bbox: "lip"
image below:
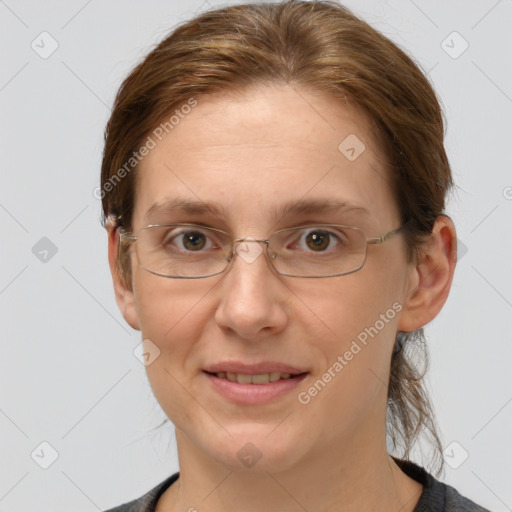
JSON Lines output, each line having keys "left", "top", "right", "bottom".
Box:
{"left": 203, "top": 361, "right": 308, "bottom": 375}
{"left": 203, "top": 370, "right": 309, "bottom": 405}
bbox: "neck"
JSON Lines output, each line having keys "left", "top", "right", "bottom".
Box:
{"left": 157, "top": 428, "right": 423, "bottom": 512}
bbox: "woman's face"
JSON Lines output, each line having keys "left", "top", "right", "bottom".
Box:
{"left": 120, "top": 84, "right": 417, "bottom": 472}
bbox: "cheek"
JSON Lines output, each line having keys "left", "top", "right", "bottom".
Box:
{"left": 297, "top": 272, "right": 399, "bottom": 394}
{"left": 296, "top": 271, "right": 397, "bottom": 346}
{"left": 133, "top": 255, "right": 199, "bottom": 321}
{"left": 131, "top": 270, "right": 215, "bottom": 360}
{"left": 294, "top": 278, "right": 398, "bottom": 435}
{"left": 131, "top": 274, "right": 216, "bottom": 423}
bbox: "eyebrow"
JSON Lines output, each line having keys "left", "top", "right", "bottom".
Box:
{"left": 144, "top": 196, "right": 370, "bottom": 222}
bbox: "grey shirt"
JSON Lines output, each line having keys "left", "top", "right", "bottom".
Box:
{"left": 104, "top": 458, "right": 491, "bottom": 511}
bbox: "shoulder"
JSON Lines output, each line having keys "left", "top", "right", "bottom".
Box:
{"left": 393, "top": 457, "right": 492, "bottom": 512}
{"left": 442, "top": 482, "right": 492, "bottom": 512}
{"left": 103, "top": 472, "right": 179, "bottom": 512}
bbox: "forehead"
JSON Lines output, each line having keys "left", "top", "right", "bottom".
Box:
{"left": 133, "top": 84, "right": 398, "bottom": 232}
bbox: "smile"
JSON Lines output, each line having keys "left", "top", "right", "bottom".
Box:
{"left": 212, "top": 371, "right": 298, "bottom": 384}
{"left": 203, "top": 370, "right": 309, "bottom": 405}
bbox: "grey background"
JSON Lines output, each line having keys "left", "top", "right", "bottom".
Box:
{"left": 1, "top": 0, "right": 511, "bottom": 510}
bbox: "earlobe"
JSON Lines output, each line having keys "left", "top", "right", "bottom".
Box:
{"left": 106, "top": 220, "right": 141, "bottom": 331}
{"left": 397, "top": 215, "right": 457, "bottom": 332}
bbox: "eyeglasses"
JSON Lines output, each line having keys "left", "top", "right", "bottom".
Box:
{"left": 119, "top": 221, "right": 409, "bottom": 279}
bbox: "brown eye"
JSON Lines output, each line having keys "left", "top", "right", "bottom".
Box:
{"left": 305, "top": 231, "right": 331, "bottom": 251}
{"left": 180, "top": 231, "right": 207, "bottom": 251}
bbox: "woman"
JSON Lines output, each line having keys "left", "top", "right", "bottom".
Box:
{"left": 100, "top": 1, "right": 491, "bottom": 510}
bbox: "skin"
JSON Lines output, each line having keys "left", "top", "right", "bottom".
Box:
{"left": 107, "top": 83, "right": 457, "bottom": 512}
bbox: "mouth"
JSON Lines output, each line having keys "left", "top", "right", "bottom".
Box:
{"left": 202, "top": 365, "right": 309, "bottom": 405}
{"left": 204, "top": 370, "right": 308, "bottom": 385}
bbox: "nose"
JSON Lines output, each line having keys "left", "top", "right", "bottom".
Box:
{"left": 213, "top": 238, "right": 288, "bottom": 340}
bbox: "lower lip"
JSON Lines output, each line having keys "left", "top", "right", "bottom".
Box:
{"left": 203, "top": 371, "right": 308, "bottom": 405}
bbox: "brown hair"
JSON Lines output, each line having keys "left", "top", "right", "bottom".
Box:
{"left": 100, "top": 0, "right": 453, "bottom": 477}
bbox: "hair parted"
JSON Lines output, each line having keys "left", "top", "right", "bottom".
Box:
{"left": 100, "top": 0, "right": 453, "bottom": 477}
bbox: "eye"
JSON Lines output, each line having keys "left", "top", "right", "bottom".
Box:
{"left": 164, "top": 228, "right": 216, "bottom": 252}
{"left": 294, "top": 228, "right": 348, "bottom": 253}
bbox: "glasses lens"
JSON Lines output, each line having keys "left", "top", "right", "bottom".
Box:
{"left": 136, "top": 225, "right": 230, "bottom": 277}
{"left": 270, "top": 225, "right": 367, "bottom": 277}
{"left": 134, "top": 224, "right": 367, "bottom": 278}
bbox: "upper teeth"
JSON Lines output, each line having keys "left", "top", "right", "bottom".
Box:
{"left": 216, "top": 372, "right": 292, "bottom": 384}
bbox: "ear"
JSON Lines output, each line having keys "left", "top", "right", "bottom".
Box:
{"left": 397, "top": 215, "right": 457, "bottom": 332}
{"left": 106, "top": 219, "right": 141, "bottom": 331}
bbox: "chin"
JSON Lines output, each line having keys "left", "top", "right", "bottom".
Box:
{"left": 202, "top": 427, "right": 308, "bottom": 474}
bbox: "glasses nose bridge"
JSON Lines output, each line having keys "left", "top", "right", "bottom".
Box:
{"left": 230, "top": 237, "right": 270, "bottom": 254}
{"left": 227, "top": 237, "right": 276, "bottom": 267}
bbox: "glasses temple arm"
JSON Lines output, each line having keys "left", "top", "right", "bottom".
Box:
{"left": 366, "top": 222, "right": 409, "bottom": 245}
